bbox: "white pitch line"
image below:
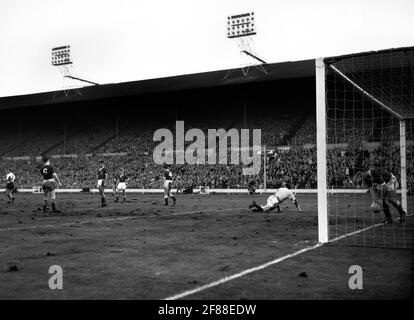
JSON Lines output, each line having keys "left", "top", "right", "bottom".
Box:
{"left": 164, "top": 243, "right": 323, "bottom": 300}
{"left": 164, "top": 216, "right": 410, "bottom": 300}
{"left": 0, "top": 207, "right": 245, "bottom": 232}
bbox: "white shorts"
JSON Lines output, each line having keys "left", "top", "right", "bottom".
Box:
{"left": 262, "top": 195, "right": 279, "bottom": 212}
{"left": 97, "top": 179, "right": 105, "bottom": 188}
{"left": 164, "top": 180, "right": 173, "bottom": 197}
{"left": 164, "top": 180, "right": 172, "bottom": 190}
{"left": 117, "top": 182, "right": 127, "bottom": 191}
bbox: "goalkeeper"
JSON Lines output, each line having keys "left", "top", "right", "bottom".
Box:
{"left": 249, "top": 183, "right": 302, "bottom": 213}
{"left": 362, "top": 164, "right": 407, "bottom": 224}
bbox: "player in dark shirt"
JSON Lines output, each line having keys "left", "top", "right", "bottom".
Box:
{"left": 97, "top": 160, "right": 108, "bottom": 207}
{"left": 175, "top": 175, "right": 183, "bottom": 194}
{"left": 163, "top": 165, "right": 176, "bottom": 206}
{"left": 40, "top": 157, "right": 61, "bottom": 213}
{"left": 115, "top": 168, "right": 129, "bottom": 203}
{"left": 112, "top": 176, "right": 117, "bottom": 197}
{"left": 363, "top": 165, "right": 406, "bottom": 223}
{"left": 248, "top": 179, "right": 257, "bottom": 195}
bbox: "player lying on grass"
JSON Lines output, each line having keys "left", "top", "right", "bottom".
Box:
{"left": 41, "top": 157, "right": 61, "bottom": 213}
{"left": 249, "top": 184, "right": 302, "bottom": 213}
{"left": 362, "top": 164, "right": 407, "bottom": 224}
{"left": 4, "top": 169, "right": 17, "bottom": 204}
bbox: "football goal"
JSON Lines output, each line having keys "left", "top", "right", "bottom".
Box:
{"left": 316, "top": 47, "right": 414, "bottom": 248}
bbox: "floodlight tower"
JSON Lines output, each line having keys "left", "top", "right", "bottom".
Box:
{"left": 225, "top": 12, "right": 268, "bottom": 79}
{"left": 51, "top": 45, "right": 99, "bottom": 97}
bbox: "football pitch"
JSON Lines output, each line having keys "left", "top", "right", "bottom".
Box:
{"left": 0, "top": 193, "right": 412, "bottom": 299}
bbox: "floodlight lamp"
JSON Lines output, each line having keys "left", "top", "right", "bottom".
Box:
{"left": 226, "top": 12, "right": 256, "bottom": 39}
{"left": 51, "top": 45, "right": 72, "bottom": 66}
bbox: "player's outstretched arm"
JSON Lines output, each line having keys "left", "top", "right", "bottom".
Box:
{"left": 53, "top": 173, "right": 61, "bottom": 188}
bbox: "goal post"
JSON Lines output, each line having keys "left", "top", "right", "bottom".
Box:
{"left": 400, "top": 119, "right": 407, "bottom": 212}
{"left": 316, "top": 58, "right": 329, "bottom": 243}
{"left": 316, "top": 47, "right": 414, "bottom": 248}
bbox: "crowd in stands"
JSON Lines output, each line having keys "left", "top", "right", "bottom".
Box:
{"left": 289, "top": 117, "right": 316, "bottom": 146}
{"left": 1, "top": 112, "right": 413, "bottom": 192}
{"left": 1, "top": 144, "right": 413, "bottom": 193}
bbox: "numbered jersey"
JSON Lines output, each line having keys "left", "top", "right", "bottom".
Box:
{"left": 41, "top": 165, "right": 54, "bottom": 180}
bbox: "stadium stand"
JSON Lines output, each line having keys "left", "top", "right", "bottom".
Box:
{"left": 1, "top": 112, "right": 412, "bottom": 191}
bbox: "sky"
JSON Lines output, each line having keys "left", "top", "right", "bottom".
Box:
{"left": 0, "top": 0, "right": 413, "bottom": 97}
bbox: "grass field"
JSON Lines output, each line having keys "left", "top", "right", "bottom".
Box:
{"left": 0, "top": 192, "right": 412, "bottom": 299}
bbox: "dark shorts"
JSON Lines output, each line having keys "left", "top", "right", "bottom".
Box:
{"left": 42, "top": 180, "right": 56, "bottom": 192}
{"left": 6, "top": 182, "right": 14, "bottom": 191}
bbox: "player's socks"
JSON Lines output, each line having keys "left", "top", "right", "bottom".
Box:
{"left": 115, "top": 196, "right": 119, "bottom": 203}
{"left": 43, "top": 200, "right": 47, "bottom": 212}
{"left": 164, "top": 198, "right": 168, "bottom": 206}
{"left": 123, "top": 197, "right": 126, "bottom": 202}
{"left": 391, "top": 202, "right": 405, "bottom": 222}
{"left": 171, "top": 196, "right": 176, "bottom": 205}
{"left": 382, "top": 202, "right": 393, "bottom": 222}
{"left": 52, "top": 203, "right": 61, "bottom": 213}
{"left": 101, "top": 197, "right": 107, "bottom": 207}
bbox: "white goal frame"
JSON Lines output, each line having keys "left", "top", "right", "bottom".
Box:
{"left": 315, "top": 56, "right": 409, "bottom": 244}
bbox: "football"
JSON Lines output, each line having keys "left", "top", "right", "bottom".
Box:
{"left": 370, "top": 202, "right": 381, "bottom": 213}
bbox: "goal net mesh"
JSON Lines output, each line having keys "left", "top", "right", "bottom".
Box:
{"left": 325, "top": 47, "right": 414, "bottom": 248}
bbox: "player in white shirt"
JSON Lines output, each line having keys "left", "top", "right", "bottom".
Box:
{"left": 5, "top": 170, "right": 17, "bottom": 204}
{"left": 249, "top": 185, "right": 302, "bottom": 213}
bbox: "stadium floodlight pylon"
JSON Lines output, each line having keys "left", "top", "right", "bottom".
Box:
{"left": 316, "top": 47, "right": 414, "bottom": 248}
{"left": 51, "top": 45, "right": 99, "bottom": 97}
{"left": 224, "top": 12, "right": 268, "bottom": 80}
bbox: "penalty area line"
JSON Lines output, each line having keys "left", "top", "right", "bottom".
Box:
{"left": 164, "top": 217, "right": 402, "bottom": 300}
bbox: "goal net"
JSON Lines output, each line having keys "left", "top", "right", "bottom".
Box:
{"left": 317, "top": 47, "right": 414, "bottom": 248}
